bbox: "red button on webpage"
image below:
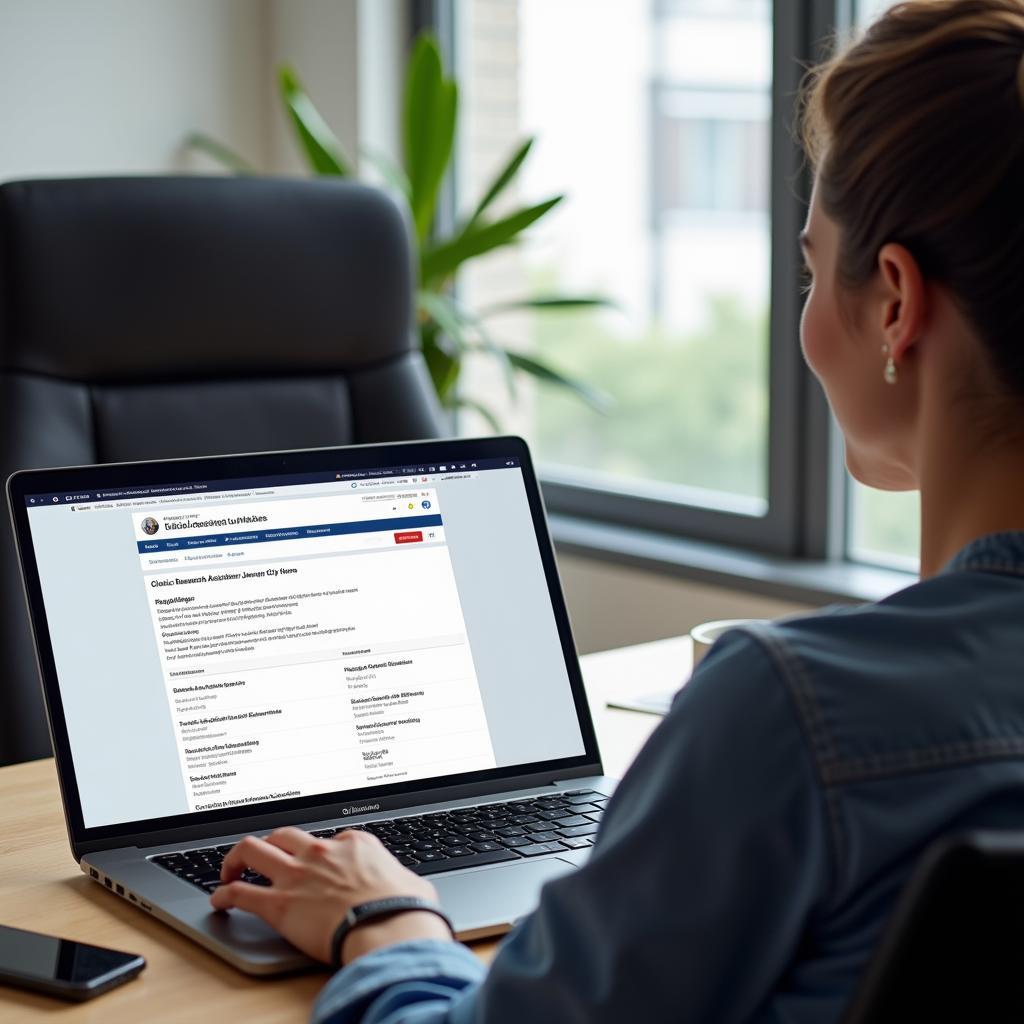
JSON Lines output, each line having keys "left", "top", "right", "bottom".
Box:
{"left": 394, "top": 530, "right": 423, "bottom": 544}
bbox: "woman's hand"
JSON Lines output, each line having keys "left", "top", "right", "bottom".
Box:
{"left": 209, "top": 827, "right": 453, "bottom": 964}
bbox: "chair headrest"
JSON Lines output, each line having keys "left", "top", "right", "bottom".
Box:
{"left": 0, "top": 176, "right": 416, "bottom": 381}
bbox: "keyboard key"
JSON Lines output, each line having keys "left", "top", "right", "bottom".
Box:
{"left": 584, "top": 812, "right": 603, "bottom": 822}
{"left": 443, "top": 847, "right": 474, "bottom": 857}
{"left": 187, "top": 870, "right": 222, "bottom": 886}
{"left": 411, "top": 848, "right": 519, "bottom": 875}
{"left": 517, "top": 842, "right": 563, "bottom": 857}
{"left": 471, "top": 841, "right": 504, "bottom": 853}
{"left": 396, "top": 854, "right": 418, "bottom": 867}
{"left": 499, "top": 836, "right": 532, "bottom": 848}
{"left": 527, "top": 831, "right": 559, "bottom": 844}
{"left": 511, "top": 814, "right": 540, "bottom": 825}
{"left": 153, "top": 853, "right": 185, "bottom": 867}
{"left": 553, "top": 815, "right": 590, "bottom": 828}
{"left": 495, "top": 825, "right": 527, "bottom": 837}
{"left": 564, "top": 791, "right": 602, "bottom": 804}
{"left": 568, "top": 803, "right": 602, "bottom": 815}
{"left": 537, "top": 809, "right": 571, "bottom": 821}
{"left": 557, "top": 822, "right": 600, "bottom": 838}
{"left": 559, "top": 836, "right": 594, "bottom": 850}
{"left": 414, "top": 852, "right": 447, "bottom": 863}
{"left": 524, "top": 821, "right": 559, "bottom": 834}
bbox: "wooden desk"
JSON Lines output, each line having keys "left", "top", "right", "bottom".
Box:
{"left": 0, "top": 636, "right": 690, "bottom": 1021}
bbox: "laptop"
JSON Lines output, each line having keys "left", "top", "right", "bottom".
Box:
{"left": 7, "top": 436, "right": 613, "bottom": 974}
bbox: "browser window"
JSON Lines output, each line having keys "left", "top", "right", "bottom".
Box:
{"left": 24, "top": 457, "right": 586, "bottom": 828}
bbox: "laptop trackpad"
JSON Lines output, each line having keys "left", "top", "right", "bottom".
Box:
{"left": 435, "top": 858, "right": 576, "bottom": 938}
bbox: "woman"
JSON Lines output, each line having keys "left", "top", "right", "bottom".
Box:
{"left": 211, "top": 2, "right": 1024, "bottom": 1019}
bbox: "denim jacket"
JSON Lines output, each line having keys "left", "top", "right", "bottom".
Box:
{"left": 312, "top": 531, "right": 1024, "bottom": 1024}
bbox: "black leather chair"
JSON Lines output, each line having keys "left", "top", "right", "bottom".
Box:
{"left": 0, "top": 176, "right": 444, "bottom": 766}
{"left": 842, "top": 830, "right": 1024, "bottom": 1022}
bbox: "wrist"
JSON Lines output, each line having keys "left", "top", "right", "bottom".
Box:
{"left": 341, "top": 909, "right": 455, "bottom": 965}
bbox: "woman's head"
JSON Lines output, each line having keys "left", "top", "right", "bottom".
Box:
{"left": 799, "top": 0, "right": 1024, "bottom": 489}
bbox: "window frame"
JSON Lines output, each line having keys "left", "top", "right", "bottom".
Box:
{"left": 425, "top": 0, "right": 861, "bottom": 564}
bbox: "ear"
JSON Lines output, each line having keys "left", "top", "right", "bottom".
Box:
{"left": 876, "top": 242, "right": 927, "bottom": 362}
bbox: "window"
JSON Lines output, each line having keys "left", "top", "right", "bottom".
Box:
{"left": 443, "top": 0, "right": 922, "bottom": 575}
{"left": 457, "top": 0, "right": 772, "bottom": 515}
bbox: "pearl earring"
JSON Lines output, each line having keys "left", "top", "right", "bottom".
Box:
{"left": 881, "top": 343, "right": 898, "bottom": 385}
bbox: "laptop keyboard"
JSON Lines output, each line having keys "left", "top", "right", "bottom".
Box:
{"left": 149, "top": 790, "right": 606, "bottom": 894}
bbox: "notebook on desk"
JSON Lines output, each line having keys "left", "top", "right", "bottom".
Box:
{"left": 7, "top": 436, "right": 615, "bottom": 974}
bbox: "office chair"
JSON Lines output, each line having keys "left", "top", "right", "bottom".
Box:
{"left": 0, "top": 176, "right": 445, "bottom": 766}
{"left": 842, "top": 830, "right": 1024, "bottom": 1023}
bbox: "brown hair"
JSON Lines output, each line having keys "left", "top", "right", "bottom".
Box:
{"left": 801, "top": 0, "right": 1024, "bottom": 393}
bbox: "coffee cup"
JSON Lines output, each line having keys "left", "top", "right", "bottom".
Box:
{"left": 690, "top": 618, "right": 768, "bottom": 668}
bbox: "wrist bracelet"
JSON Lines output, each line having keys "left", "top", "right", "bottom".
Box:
{"left": 330, "top": 896, "right": 454, "bottom": 969}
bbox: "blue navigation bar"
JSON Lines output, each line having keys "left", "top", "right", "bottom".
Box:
{"left": 137, "top": 514, "right": 443, "bottom": 554}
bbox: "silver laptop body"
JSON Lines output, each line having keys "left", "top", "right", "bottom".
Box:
{"left": 8, "top": 437, "right": 612, "bottom": 974}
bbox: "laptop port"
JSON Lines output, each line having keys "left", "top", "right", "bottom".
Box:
{"left": 89, "top": 868, "right": 98, "bottom": 879}
{"left": 139, "top": 901, "right": 152, "bottom": 911}
{"left": 129, "top": 892, "right": 137, "bottom": 902}
{"left": 104, "top": 877, "right": 112, "bottom": 889}
{"left": 115, "top": 884, "right": 125, "bottom": 896}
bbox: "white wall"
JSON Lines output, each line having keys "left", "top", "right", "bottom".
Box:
{"left": 0, "top": 0, "right": 405, "bottom": 182}
{"left": 0, "top": 0, "right": 270, "bottom": 179}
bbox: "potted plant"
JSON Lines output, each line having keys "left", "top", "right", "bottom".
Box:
{"left": 189, "top": 33, "right": 610, "bottom": 430}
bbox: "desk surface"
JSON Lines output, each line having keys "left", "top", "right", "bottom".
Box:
{"left": 0, "top": 636, "right": 690, "bottom": 1021}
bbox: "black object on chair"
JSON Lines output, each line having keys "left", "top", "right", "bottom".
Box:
{"left": 0, "top": 176, "right": 445, "bottom": 766}
{"left": 842, "top": 830, "right": 1024, "bottom": 1023}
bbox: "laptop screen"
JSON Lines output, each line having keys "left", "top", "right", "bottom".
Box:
{"left": 20, "top": 448, "right": 587, "bottom": 830}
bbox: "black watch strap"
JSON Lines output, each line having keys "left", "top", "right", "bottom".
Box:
{"left": 330, "top": 896, "right": 454, "bottom": 969}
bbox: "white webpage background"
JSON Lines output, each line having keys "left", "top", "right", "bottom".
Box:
{"left": 144, "top": 535, "right": 495, "bottom": 813}
{"left": 27, "top": 469, "right": 585, "bottom": 828}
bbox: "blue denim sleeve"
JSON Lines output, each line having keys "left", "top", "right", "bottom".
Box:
{"left": 312, "top": 940, "right": 484, "bottom": 1024}
{"left": 313, "top": 628, "right": 832, "bottom": 1024}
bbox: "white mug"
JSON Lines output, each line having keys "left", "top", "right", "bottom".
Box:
{"left": 689, "top": 618, "right": 768, "bottom": 668}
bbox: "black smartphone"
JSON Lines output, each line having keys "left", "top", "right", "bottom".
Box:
{"left": 0, "top": 923, "right": 145, "bottom": 1001}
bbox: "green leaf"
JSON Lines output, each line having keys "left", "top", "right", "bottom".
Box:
{"left": 418, "top": 291, "right": 516, "bottom": 400}
{"left": 359, "top": 146, "right": 411, "bottom": 198}
{"left": 505, "top": 351, "right": 613, "bottom": 413}
{"left": 452, "top": 396, "right": 503, "bottom": 433}
{"left": 478, "top": 295, "right": 615, "bottom": 317}
{"left": 421, "top": 323, "right": 460, "bottom": 400}
{"left": 403, "top": 34, "right": 457, "bottom": 241}
{"left": 416, "top": 291, "right": 471, "bottom": 353}
{"left": 466, "top": 138, "right": 534, "bottom": 229}
{"left": 420, "top": 195, "right": 563, "bottom": 285}
{"left": 278, "top": 65, "right": 352, "bottom": 176}
{"left": 185, "top": 132, "right": 257, "bottom": 175}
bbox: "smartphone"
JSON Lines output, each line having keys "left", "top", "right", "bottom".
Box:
{"left": 0, "top": 923, "right": 145, "bottom": 1001}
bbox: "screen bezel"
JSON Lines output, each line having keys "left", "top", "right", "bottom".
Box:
{"left": 8, "top": 436, "right": 602, "bottom": 857}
